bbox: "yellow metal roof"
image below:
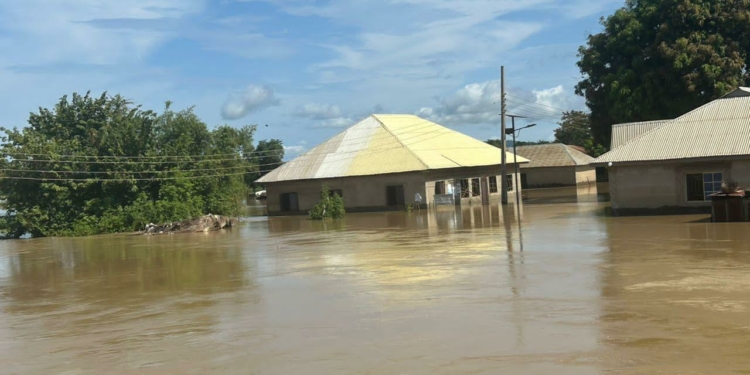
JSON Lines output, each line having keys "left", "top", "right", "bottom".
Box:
{"left": 257, "top": 114, "right": 529, "bottom": 183}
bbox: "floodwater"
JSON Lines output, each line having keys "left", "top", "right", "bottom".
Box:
{"left": 2, "top": 200, "right": 750, "bottom": 374}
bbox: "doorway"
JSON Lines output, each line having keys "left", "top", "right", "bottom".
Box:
{"left": 279, "top": 192, "right": 299, "bottom": 212}
{"left": 386, "top": 185, "right": 405, "bottom": 206}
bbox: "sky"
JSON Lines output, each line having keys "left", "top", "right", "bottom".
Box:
{"left": 0, "top": 0, "right": 623, "bottom": 159}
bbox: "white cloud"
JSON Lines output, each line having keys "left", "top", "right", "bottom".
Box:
{"left": 284, "top": 144, "right": 307, "bottom": 154}
{"left": 221, "top": 85, "right": 280, "bottom": 120}
{"left": 312, "top": 117, "right": 355, "bottom": 128}
{"left": 292, "top": 103, "right": 343, "bottom": 120}
{"left": 0, "top": 0, "right": 205, "bottom": 66}
{"left": 416, "top": 80, "right": 580, "bottom": 126}
{"left": 532, "top": 85, "right": 569, "bottom": 113}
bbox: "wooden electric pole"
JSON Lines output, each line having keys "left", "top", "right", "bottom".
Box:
{"left": 500, "top": 66, "right": 508, "bottom": 204}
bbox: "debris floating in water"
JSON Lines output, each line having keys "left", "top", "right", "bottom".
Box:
{"left": 140, "top": 214, "right": 237, "bottom": 235}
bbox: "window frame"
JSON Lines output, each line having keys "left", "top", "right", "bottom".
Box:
{"left": 471, "top": 178, "right": 481, "bottom": 197}
{"left": 685, "top": 172, "right": 723, "bottom": 202}
{"left": 489, "top": 176, "right": 498, "bottom": 193}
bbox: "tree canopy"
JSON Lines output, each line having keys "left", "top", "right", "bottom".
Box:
{"left": 0, "top": 92, "right": 277, "bottom": 238}
{"left": 255, "top": 139, "right": 284, "bottom": 178}
{"left": 576, "top": 0, "right": 750, "bottom": 147}
{"left": 553, "top": 111, "right": 592, "bottom": 146}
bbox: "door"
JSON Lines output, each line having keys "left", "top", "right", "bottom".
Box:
{"left": 386, "top": 185, "right": 405, "bottom": 206}
{"left": 434, "top": 181, "right": 446, "bottom": 195}
{"left": 280, "top": 192, "right": 299, "bottom": 212}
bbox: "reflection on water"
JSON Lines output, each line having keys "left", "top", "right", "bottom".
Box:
{"left": 523, "top": 183, "right": 609, "bottom": 205}
{"left": 3, "top": 202, "right": 750, "bottom": 374}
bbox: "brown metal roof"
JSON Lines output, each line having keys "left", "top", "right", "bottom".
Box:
{"left": 594, "top": 87, "right": 750, "bottom": 165}
{"left": 610, "top": 120, "right": 671, "bottom": 149}
{"left": 514, "top": 144, "right": 594, "bottom": 168}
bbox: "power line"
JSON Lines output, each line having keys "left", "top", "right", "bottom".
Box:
{"left": 0, "top": 164, "right": 253, "bottom": 175}
{"left": 1, "top": 149, "right": 284, "bottom": 160}
{"left": 0, "top": 171, "right": 254, "bottom": 182}
{"left": 0, "top": 141, "right": 521, "bottom": 181}
{"left": 506, "top": 94, "right": 573, "bottom": 114}
{"left": 0, "top": 119, "right": 442, "bottom": 165}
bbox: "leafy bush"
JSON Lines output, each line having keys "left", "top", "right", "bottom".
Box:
{"left": 309, "top": 185, "right": 345, "bottom": 220}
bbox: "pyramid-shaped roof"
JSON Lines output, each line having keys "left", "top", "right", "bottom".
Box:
{"left": 514, "top": 144, "right": 594, "bottom": 168}
{"left": 257, "top": 114, "right": 529, "bottom": 183}
{"left": 593, "top": 87, "right": 750, "bottom": 165}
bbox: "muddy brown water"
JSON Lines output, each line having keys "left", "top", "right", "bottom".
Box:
{"left": 2, "top": 200, "right": 750, "bottom": 374}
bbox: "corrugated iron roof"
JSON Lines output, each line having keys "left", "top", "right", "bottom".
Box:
{"left": 514, "top": 144, "right": 594, "bottom": 168}
{"left": 610, "top": 120, "right": 671, "bottom": 149}
{"left": 594, "top": 87, "right": 750, "bottom": 164}
{"left": 256, "top": 114, "right": 529, "bottom": 183}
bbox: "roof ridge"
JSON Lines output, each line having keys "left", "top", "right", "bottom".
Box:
{"left": 371, "top": 115, "right": 430, "bottom": 170}
{"left": 560, "top": 144, "right": 580, "bottom": 165}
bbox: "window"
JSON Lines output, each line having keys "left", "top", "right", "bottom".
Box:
{"left": 686, "top": 172, "right": 722, "bottom": 201}
{"left": 489, "top": 176, "right": 498, "bottom": 193}
{"left": 460, "top": 179, "right": 470, "bottom": 198}
{"left": 329, "top": 189, "right": 343, "bottom": 198}
{"left": 279, "top": 192, "right": 299, "bottom": 211}
{"left": 471, "top": 178, "right": 481, "bottom": 197}
{"left": 506, "top": 175, "right": 514, "bottom": 192}
{"left": 521, "top": 173, "right": 528, "bottom": 189}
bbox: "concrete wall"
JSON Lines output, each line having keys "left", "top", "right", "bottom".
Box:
{"left": 574, "top": 166, "right": 597, "bottom": 186}
{"left": 609, "top": 159, "right": 747, "bottom": 210}
{"left": 264, "top": 165, "right": 522, "bottom": 215}
{"left": 729, "top": 160, "right": 750, "bottom": 188}
{"left": 522, "top": 166, "right": 577, "bottom": 188}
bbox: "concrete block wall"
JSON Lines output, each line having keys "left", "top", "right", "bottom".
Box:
{"left": 608, "top": 159, "right": 744, "bottom": 210}
{"left": 263, "top": 164, "right": 523, "bottom": 215}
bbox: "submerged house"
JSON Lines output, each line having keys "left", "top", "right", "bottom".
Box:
{"left": 593, "top": 87, "right": 750, "bottom": 212}
{"left": 256, "top": 114, "right": 529, "bottom": 216}
{"left": 513, "top": 144, "right": 596, "bottom": 188}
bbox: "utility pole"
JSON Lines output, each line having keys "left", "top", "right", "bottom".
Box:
{"left": 506, "top": 115, "right": 526, "bottom": 207}
{"left": 500, "top": 66, "right": 508, "bottom": 205}
{"left": 505, "top": 115, "right": 536, "bottom": 222}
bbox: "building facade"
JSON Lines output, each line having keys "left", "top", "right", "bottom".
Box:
{"left": 514, "top": 144, "right": 596, "bottom": 189}
{"left": 257, "top": 114, "right": 528, "bottom": 216}
{"left": 594, "top": 87, "right": 750, "bottom": 212}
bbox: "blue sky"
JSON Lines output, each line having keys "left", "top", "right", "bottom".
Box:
{"left": 0, "top": 0, "right": 622, "bottom": 158}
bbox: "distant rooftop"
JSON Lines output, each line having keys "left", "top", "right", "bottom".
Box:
{"left": 514, "top": 143, "right": 594, "bottom": 168}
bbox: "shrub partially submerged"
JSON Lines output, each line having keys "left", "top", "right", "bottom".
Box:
{"left": 309, "top": 185, "right": 345, "bottom": 220}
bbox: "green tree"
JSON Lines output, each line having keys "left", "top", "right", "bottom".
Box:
{"left": 0, "top": 92, "right": 256, "bottom": 238}
{"left": 554, "top": 111, "right": 592, "bottom": 146}
{"left": 255, "top": 139, "right": 284, "bottom": 178}
{"left": 576, "top": 0, "right": 750, "bottom": 147}
{"left": 309, "top": 185, "right": 345, "bottom": 220}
